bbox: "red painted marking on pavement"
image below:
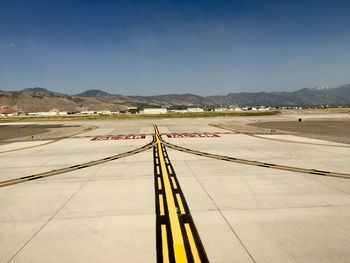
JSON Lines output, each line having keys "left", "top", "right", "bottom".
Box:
{"left": 91, "top": 135, "right": 146, "bottom": 141}
{"left": 166, "top": 133, "right": 220, "bottom": 138}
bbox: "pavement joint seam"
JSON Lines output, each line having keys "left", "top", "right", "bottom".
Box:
{"left": 183, "top": 160, "right": 257, "bottom": 263}
{"left": 6, "top": 174, "right": 92, "bottom": 263}
{"left": 297, "top": 173, "right": 350, "bottom": 195}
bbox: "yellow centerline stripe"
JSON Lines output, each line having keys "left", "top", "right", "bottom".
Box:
{"left": 171, "top": 177, "right": 178, "bottom": 189}
{"left": 176, "top": 194, "right": 185, "bottom": 215}
{"left": 156, "top": 134, "right": 188, "bottom": 262}
{"left": 161, "top": 225, "right": 170, "bottom": 263}
{"left": 185, "top": 223, "right": 201, "bottom": 263}
{"left": 156, "top": 166, "right": 160, "bottom": 175}
{"left": 159, "top": 194, "right": 165, "bottom": 216}
{"left": 158, "top": 177, "right": 162, "bottom": 190}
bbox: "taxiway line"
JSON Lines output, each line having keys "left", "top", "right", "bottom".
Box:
{"left": 153, "top": 125, "right": 208, "bottom": 263}
{"left": 0, "top": 142, "right": 154, "bottom": 187}
{"left": 163, "top": 141, "right": 350, "bottom": 179}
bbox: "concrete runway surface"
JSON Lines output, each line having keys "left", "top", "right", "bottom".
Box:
{"left": 1, "top": 113, "right": 350, "bottom": 263}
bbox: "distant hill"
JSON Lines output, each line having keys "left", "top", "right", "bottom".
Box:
{"left": 130, "top": 94, "right": 216, "bottom": 108}
{"left": 23, "top": 87, "right": 51, "bottom": 93}
{"left": 76, "top": 89, "right": 116, "bottom": 98}
{"left": 0, "top": 88, "right": 130, "bottom": 112}
{"left": 207, "top": 84, "right": 350, "bottom": 107}
{"left": 1, "top": 84, "right": 350, "bottom": 112}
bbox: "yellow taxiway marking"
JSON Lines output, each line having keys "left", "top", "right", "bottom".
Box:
{"left": 156, "top": 134, "right": 188, "bottom": 262}
{"left": 168, "top": 165, "right": 173, "bottom": 174}
{"left": 161, "top": 225, "right": 170, "bottom": 263}
{"left": 163, "top": 140, "right": 350, "bottom": 180}
{"left": 0, "top": 142, "right": 154, "bottom": 188}
{"left": 158, "top": 177, "right": 162, "bottom": 190}
{"left": 171, "top": 177, "right": 178, "bottom": 189}
{"left": 159, "top": 194, "right": 165, "bottom": 216}
{"left": 156, "top": 166, "right": 160, "bottom": 175}
{"left": 185, "top": 223, "right": 201, "bottom": 263}
{"left": 176, "top": 194, "right": 185, "bottom": 215}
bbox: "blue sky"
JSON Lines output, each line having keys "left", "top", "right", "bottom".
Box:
{"left": 1, "top": 0, "right": 350, "bottom": 95}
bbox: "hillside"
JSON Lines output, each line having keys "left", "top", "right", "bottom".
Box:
{"left": 0, "top": 88, "right": 129, "bottom": 112}
{"left": 1, "top": 84, "right": 350, "bottom": 112}
{"left": 130, "top": 94, "right": 216, "bottom": 107}
{"left": 207, "top": 84, "right": 350, "bottom": 107}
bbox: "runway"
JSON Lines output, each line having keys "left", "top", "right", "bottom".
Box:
{"left": 1, "top": 116, "right": 350, "bottom": 262}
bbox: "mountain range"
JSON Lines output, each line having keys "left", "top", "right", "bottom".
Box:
{"left": 1, "top": 84, "right": 350, "bottom": 112}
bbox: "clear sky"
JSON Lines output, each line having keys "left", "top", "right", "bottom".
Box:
{"left": 1, "top": 0, "right": 350, "bottom": 95}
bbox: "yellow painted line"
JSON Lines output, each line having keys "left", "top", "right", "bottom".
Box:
{"left": 0, "top": 142, "right": 155, "bottom": 188}
{"left": 156, "top": 166, "right": 160, "bottom": 175}
{"left": 176, "top": 194, "right": 185, "bottom": 215}
{"left": 159, "top": 194, "right": 165, "bottom": 216}
{"left": 165, "top": 158, "right": 170, "bottom": 164}
{"left": 162, "top": 141, "right": 350, "bottom": 180}
{"left": 168, "top": 165, "right": 173, "bottom": 174}
{"left": 156, "top": 158, "right": 159, "bottom": 165}
{"left": 161, "top": 224, "right": 170, "bottom": 263}
{"left": 171, "top": 177, "right": 178, "bottom": 189}
{"left": 158, "top": 177, "right": 162, "bottom": 190}
{"left": 185, "top": 223, "right": 201, "bottom": 263}
{"left": 156, "top": 135, "right": 187, "bottom": 262}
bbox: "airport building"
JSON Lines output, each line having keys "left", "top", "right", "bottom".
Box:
{"left": 186, "top": 107, "right": 204, "bottom": 112}
{"left": 142, "top": 108, "right": 168, "bottom": 114}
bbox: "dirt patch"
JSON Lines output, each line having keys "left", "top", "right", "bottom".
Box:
{"left": 248, "top": 120, "right": 350, "bottom": 144}
{"left": 0, "top": 124, "right": 96, "bottom": 142}
{"left": 210, "top": 120, "right": 284, "bottom": 134}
